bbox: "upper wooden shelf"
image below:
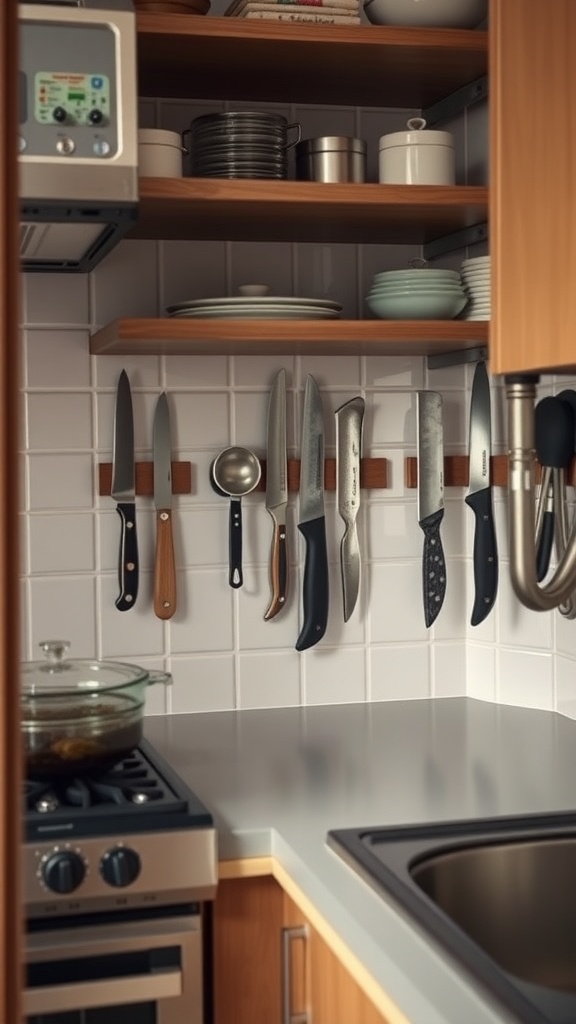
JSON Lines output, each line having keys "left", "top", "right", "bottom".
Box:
{"left": 89, "top": 318, "right": 488, "bottom": 357}
{"left": 136, "top": 14, "right": 488, "bottom": 107}
{"left": 130, "top": 179, "right": 488, "bottom": 245}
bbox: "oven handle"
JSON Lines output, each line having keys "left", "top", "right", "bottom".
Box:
{"left": 24, "top": 969, "right": 182, "bottom": 1016}
{"left": 24, "top": 913, "right": 200, "bottom": 1017}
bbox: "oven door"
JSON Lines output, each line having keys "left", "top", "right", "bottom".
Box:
{"left": 24, "top": 909, "right": 204, "bottom": 1024}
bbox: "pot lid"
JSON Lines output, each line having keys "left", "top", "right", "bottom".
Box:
{"left": 379, "top": 117, "right": 453, "bottom": 150}
{"left": 21, "top": 640, "right": 150, "bottom": 697}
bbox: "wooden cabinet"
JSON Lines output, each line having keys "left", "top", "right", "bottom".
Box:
{"left": 212, "top": 873, "right": 393, "bottom": 1024}
{"left": 489, "top": 0, "right": 576, "bottom": 375}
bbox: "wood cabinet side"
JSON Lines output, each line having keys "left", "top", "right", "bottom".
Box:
{"left": 490, "top": 0, "right": 576, "bottom": 375}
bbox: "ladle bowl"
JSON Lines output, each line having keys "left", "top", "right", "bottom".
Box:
{"left": 211, "top": 447, "right": 262, "bottom": 588}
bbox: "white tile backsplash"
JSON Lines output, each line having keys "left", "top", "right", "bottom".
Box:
{"left": 19, "top": 94, "right": 576, "bottom": 724}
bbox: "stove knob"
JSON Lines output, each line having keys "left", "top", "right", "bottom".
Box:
{"left": 42, "top": 850, "right": 85, "bottom": 894}
{"left": 100, "top": 846, "right": 141, "bottom": 888}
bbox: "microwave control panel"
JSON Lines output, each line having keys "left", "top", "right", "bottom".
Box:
{"left": 19, "top": 21, "right": 119, "bottom": 160}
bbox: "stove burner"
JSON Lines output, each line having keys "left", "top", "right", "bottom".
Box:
{"left": 24, "top": 741, "right": 214, "bottom": 844}
{"left": 24, "top": 755, "right": 165, "bottom": 813}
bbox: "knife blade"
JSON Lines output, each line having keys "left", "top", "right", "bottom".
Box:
{"left": 111, "top": 369, "right": 139, "bottom": 611}
{"left": 153, "top": 392, "right": 177, "bottom": 620}
{"left": 417, "top": 390, "right": 446, "bottom": 628}
{"left": 465, "top": 361, "right": 498, "bottom": 625}
{"left": 264, "top": 368, "right": 289, "bottom": 621}
{"left": 335, "top": 396, "right": 364, "bottom": 622}
{"left": 295, "top": 374, "right": 329, "bottom": 651}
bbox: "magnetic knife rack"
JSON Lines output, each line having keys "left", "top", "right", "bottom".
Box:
{"left": 98, "top": 458, "right": 389, "bottom": 495}
{"left": 404, "top": 454, "right": 555, "bottom": 487}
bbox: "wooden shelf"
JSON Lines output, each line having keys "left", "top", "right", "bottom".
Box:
{"left": 130, "top": 179, "right": 488, "bottom": 246}
{"left": 90, "top": 318, "right": 489, "bottom": 356}
{"left": 136, "top": 15, "right": 487, "bottom": 107}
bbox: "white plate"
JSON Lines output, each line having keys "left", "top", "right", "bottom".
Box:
{"left": 169, "top": 306, "right": 342, "bottom": 319}
{"left": 461, "top": 256, "right": 491, "bottom": 267}
{"left": 166, "top": 295, "right": 342, "bottom": 313}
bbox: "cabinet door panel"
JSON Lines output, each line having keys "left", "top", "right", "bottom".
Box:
{"left": 213, "top": 875, "right": 284, "bottom": 1024}
{"left": 490, "top": 0, "right": 576, "bottom": 374}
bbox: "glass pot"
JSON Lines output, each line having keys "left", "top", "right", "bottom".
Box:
{"left": 21, "top": 641, "right": 170, "bottom": 778}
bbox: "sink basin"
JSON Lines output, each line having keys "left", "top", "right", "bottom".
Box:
{"left": 327, "top": 811, "right": 576, "bottom": 1024}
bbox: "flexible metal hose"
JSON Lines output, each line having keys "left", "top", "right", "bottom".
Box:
{"left": 507, "top": 377, "right": 576, "bottom": 610}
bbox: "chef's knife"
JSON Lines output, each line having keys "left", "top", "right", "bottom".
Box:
{"left": 264, "top": 368, "right": 289, "bottom": 621}
{"left": 111, "top": 369, "right": 139, "bottom": 611}
{"left": 335, "top": 396, "right": 365, "bottom": 622}
{"left": 465, "top": 361, "right": 498, "bottom": 625}
{"left": 295, "top": 375, "right": 329, "bottom": 651}
{"left": 417, "top": 391, "right": 446, "bottom": 628}
{"left": 153, "top": 392, "right": 177, "bottom": 620}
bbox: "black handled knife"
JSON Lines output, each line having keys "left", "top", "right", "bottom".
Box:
{"left": 111, "top": 369, "right": 139, "bottom": 611}
{"left": 465, "top": 361, "right": 498, "bottom": 626}
{"left": 417, "top": 391, "right": 446, "bottom": 628}
{"left": 295, "top": 374, "right": 329, "bottom": 651}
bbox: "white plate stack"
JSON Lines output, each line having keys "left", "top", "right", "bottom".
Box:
{"left": 166, "top": 296, "right": 343, "bottom": 320}
{"left": 460, "top": 255, "right": 491, "bottom": 320}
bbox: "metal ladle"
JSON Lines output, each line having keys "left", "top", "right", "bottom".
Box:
{"left": 211, "top": 446, "right": 262, "bottom": 588}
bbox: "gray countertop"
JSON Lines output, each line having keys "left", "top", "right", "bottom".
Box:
{"left": 144, "top": 697, "right": 576, "bottom": 1024}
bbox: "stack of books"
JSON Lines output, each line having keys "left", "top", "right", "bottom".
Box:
{"left": 224, "top": 0, "right": 360, "bottom": 24}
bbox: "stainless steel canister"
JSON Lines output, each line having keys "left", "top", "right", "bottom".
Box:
{"left": 295, "top": 136, "right": 367, "bottom": 183}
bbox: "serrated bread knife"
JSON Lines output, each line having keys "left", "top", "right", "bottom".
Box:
{"left": 417, "top": 391, "right": 446, "bottom": 628}
{"left": 153, "top": 392, "right": 177, "bottom": 620}
{"left": 295, "top": 374, "right": 329, "bottom": 651}
{"left": 111, "top": 369, "right": 139, "bottom": 611}
{"left": 465, "top": 361, "right": 498, "bottom": 625}
{"left": 264, "top": 368, "right": 288, "bottom": 620}
{"left": 335, "top": 396, "right": 365, "bottom": 622}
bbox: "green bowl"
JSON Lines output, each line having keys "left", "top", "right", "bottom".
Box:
{"left": 366, "top": 291, "right": 468, "bottom": 319}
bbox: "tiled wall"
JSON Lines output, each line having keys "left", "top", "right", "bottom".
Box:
{"left": 19, "top": 93, "right": 576, "bottom": 720}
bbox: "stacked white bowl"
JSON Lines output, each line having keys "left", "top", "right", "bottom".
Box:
{"left": 460, "top": 255, "right": 491, "bottom": 320}
{"left": 366, "top": 267, "right": 468, "bottom": 320}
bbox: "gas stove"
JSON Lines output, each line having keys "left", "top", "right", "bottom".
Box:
{"left": 24, "top": 739, "right": 217, "bottom": 920}
{"left": 24, "top": 740, "right": 217, "bottom": 1023}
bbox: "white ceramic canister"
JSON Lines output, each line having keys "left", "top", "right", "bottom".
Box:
{"left": 378, "top": 118, "right": 455, "bottom": 185}
{"left": 138, "top": 129, "right": 185, "bottom": 178}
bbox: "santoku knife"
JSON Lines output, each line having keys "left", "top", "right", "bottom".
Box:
{"left": 264, "top": 368, "right": 289, "bottom": 621}
{"left": 295, "top": 374, "right": 329, "bottom": 651}
{"left": 335, "top": 396, "right": 365, "bottom": 622}
{"left": 153, "top": 392, "right": 177, "bottom": 620}
{"left": 465, "top": 360, "right": 498, "bottom": 625}
{"left": 111, "top": 369, "right": 139, "bottom": 611}
{"left": 417, "top": 390, "right": 446, "bottom": 628}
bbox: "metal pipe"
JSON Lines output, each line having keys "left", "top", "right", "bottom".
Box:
{"left": 507, "top": 377, "right": 576, "bottom": 610}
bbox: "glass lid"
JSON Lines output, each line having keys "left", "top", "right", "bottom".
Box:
{"left": 21, "top": 641, "right": 149, "bottom": 696}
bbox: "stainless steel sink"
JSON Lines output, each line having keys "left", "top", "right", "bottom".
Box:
{"left": 327, "top": 812, "right": 576, "bottom": 1024}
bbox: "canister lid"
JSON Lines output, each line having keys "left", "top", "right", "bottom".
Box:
{"left": 138, "top": 128, "right": 182, "bottom": 147}
{"left": 296, "top": 136, "right": 367, "bottom": 156}
{"left": 378, "top": 118, "right": 453, "bottom": 150}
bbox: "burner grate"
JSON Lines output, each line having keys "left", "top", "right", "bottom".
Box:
{"left": 24, "top": 741, "right": 213, "bottom": 841}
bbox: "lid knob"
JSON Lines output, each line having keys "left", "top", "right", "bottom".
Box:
{"left": 38, "top": 640, "right": 71, "bottom": 670}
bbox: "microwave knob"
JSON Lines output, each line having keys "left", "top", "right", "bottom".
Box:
{"left": 52, "top": 106, "right": 67, "bottom": 124}
{"left": 100, "top": 846, "right": 141, "bottom": 888}
{"left": 42, "top": 850, "right": 85, "bottom": 894}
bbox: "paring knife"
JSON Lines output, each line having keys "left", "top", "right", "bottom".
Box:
{"left": 111, "top": 369, "right": 139, "bottom": 611}
{"left": 335, "top": 396, "right": 365, "bottom": 622}
{"left": 295, "top": 374, "right": 329, "bottom": 651}
{"left": 416, "top": 390, "right": 447, "bottom": 628}
{"left": 465, "top": 361, "right": 498, "bottom": 626}
{"left": 264, "top": 368, "right": 289, "bottom": 621}
{"left": 153, "top": 392, "right": 177, "bottom": 620}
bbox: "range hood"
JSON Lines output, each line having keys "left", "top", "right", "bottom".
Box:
{"left": 18, "top": 0, "right": 139, "bottom": 273}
